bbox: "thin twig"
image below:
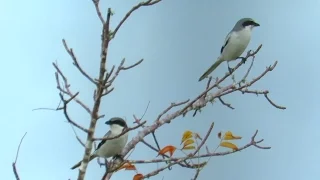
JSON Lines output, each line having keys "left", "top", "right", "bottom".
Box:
{"left": 192, "top": 122, "right": 214, "bottom": 156}
{"left": 111, "top": 0, "right": 162, "bottom": 39}
{"left": 62, "top": 39, "right": 97, "bottom": 85}
{"left": 58, "top": 92, "right": 89, "bottom": 133}
{"left": 12, "top": 132, "right": 27, "bottom": 180}
{"left": 53, "top": 63, "right": 92, "bottom": 114}
{"left": 134, "top": 130, "right": 269, "bottom": 179}
{"left": 93, "top": 121, "right": 146, "bottom": 141}
{"left": 218, "top": 97, "right": 234, "bottom": 109}
{"left": 70, "top": 124, "right": 85, "bottom": 147}
{"left": 92, "top": 0, "right": 105, "bottom": 24}
{"left": 264, "top": 94, "right": 286, "bottom": 110}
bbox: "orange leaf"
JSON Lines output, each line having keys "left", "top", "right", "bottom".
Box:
{"left": 124, "top": 164, "right": 136, "bottom": 170}
{"left": 183, "top": 139, "right": 195, "bottom": 148}
{"left": 117, "top": 162, "right": 136, "bottom": 171}
{"left": 182, "top": 145, "right": 196, "bottom": 150}
{"left": 158, "top": 145, "right": 176, "bottom": 157}
{"left": 133, "top": 173, "right": 144, "bottom": 180}
{"left": 220, "top": 141, "right": 238, "bottom": 151}
{"left": 181, "top": 130, "right": 193, "bottom": 144}
{"left": 223, "top": 131, "right": 242, "bottom": 140}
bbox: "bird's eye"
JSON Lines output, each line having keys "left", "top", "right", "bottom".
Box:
{"left": 242, "top": 21, "right": 254, "bottom": 27}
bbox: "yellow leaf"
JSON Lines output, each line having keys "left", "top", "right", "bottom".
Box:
{"left": 133, "top": 173, "right": 144, "bottom": 180}
{"left": 220, "top": 141, "right": 238, "bottom": 151}
{"left": 157, "top": 145, "right": 176, "bottom": 157}
{"left": 183, "top": 139, "right": 195, "bottom": 148}
{"left": 223, "top": 131, "right": 242, "bottom": 140}
{"left": 181, "top": 130, "right": 193, "bottom": 144}
{"left": 182, "top": 145, "right": 196, "bottom": 150}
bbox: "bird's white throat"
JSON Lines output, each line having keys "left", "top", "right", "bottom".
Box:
{"left": 110, "top": 124, "right": 125, "bottom": 134}
{"left": 245, "top": 25, "right": 255, "bottom": 31}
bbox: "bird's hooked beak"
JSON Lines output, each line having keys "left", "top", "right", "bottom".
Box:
{"left": 105, "top": 120, "right": 111, "bottom": 125}
{"left": 253, "top": 21, "right": 260, "bottom": 27}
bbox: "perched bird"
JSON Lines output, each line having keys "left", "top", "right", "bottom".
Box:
{"left": 70, "top": 117, "right": 128, "bottom": 170}
{"left": 199, "top": 18, "right": 260, "bottom": 81}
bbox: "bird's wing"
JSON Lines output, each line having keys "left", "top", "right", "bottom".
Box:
{"left": 96, "top": 130, "right": 111, "bottom": 150}
{"left": 220, "top": 32, "right": 231, "bottom": 54}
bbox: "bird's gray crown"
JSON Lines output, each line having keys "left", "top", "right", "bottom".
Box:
{"left": 233, "top": 18, "right": 260, "bottom": 31}
{"left": 105, "top": 117, "right": 127, "bottom": 128}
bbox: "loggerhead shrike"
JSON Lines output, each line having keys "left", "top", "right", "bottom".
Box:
{"left": 198, "top": 18, "right": 260, "bottom": 81}
{"left": 71, "top": 117, "right": 129, "bottom": 170}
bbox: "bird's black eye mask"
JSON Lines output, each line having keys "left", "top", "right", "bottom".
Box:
{"left": 107, "top": 119, "right": 127, "bottom": 128}
{"left": 242, "top": 20, "right": 259, "bottom": 27}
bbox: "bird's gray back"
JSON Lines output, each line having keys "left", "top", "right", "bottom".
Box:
{"left": 231, "top": 18, "right": 254, "bottom": 32}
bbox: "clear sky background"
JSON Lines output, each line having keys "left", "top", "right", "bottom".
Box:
{"left": 1, "top": 0, "right": 319, "bottom": 180}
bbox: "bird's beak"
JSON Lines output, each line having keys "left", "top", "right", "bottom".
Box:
{"left": 253, "top": 22, "right": 260, "bottom": 27}
{"left": 105, "top": 120, "right": 111, "bottom": 125}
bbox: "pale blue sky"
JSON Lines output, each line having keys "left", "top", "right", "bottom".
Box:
{"left": 1, "top": 0, "right": 319, "bottom": 179}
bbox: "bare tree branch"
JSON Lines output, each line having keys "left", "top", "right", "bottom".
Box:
{"left": 62, "top": 39, "right": 97, "bottom": 85}
{"left": 133, "top": 130, "right": 269, "bottom": 179}
{"left": 57, "top": 92, "right": 89, "bottom": 133}
{"left": 53, "top": 63, "right": 92, "bottom": 114}
{"left": 93, "top": 121, "right": 146, "bottom": 141}
{"left": 192, "top": 122, "right": 214, "bottom": 156}
{"left": 40, "top": 1, "right": 285, "bottom": 179}
{"left": 12, "top": 132, "right": 27, "bottom": 180}
{"left": 70, "top": 124, "right": 86, "bottom": 147}
{"left": 92, "top": 0, "right": 105, "bottom": 24}
{"left": 111, "top": 0, "right": 162, "bottom": 39}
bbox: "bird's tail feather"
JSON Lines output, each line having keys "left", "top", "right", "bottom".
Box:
{"left": 198, "top": 58, "right": 223, "bottom": 81}
{"left": 70, "top": 154, "right": 97, "bottom": 170}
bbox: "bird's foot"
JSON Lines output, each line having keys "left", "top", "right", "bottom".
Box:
{"left": 113, "top": 154, "right": 124, "bottom": 161}
{"left": 228, "top": 66, "right": 234, "bottom": 74}
{"left": 238, "top": 57, "right": 247, "bottom": 64}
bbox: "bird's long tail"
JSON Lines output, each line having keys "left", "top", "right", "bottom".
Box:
{"left": 70, "top": 154, "right": 97, "bottom": 170}
{"left": 198, "top": 58, "right": 224, "bottom": 81}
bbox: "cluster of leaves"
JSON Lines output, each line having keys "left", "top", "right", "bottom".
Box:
{"left": 117, "top": 128, "right": 243, "bottom": 180}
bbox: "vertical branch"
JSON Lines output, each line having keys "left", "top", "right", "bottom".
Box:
{"left": 77, "top": 8, "right": 112, "bottom": 180}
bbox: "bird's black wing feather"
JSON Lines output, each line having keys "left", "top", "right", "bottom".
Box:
{"left": 220, "top": 33, "right": 231, "bottom": 54}
{"left": 96, "top": 131, "right": 111, "bottom": 150}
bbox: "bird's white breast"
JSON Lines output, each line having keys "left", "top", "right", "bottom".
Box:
{"left": 95, "top": 125, "right": 128, "bottom": 158}
{"left": 222, "top": 27, "right": 252, "bottom": 61}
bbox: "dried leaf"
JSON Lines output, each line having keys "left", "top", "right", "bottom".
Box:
{"left": 133, "top": 173, "right": 144, "bottom": 180}
{"left": 117, "top": 162, "right": 136, "bottom": 171}
{"left": 194, "top": 133, "right": 203, "bottom": 140}
{"left": 183, "top": 139, "right": 195, "bottom": 148}
{"left": 223, "top": 131, "right": 242, "bottom": 140}
{"left": 158, "top": 145, "right": 176, "bottom": 157}
{"left": 182, "top": 145, "right": 196, "bottom": 150}
{"left": 218, "top": 131, "right": 222, "bottom": 139}
{"left": 220, "top": 141, "right": 238, "bottom": 151}
{"left": 181, "top": 130, "right": 193, "bottom": 144}
{"left": 124, "top": 163, "right": 136, "bottom": 170}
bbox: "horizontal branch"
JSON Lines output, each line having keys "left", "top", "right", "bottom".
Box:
{"left": 93, "top": 121, "right": 146, "bottom": 141}
{"left": 139, "top": 130, "right": 269, "bottom": 179}
{"left": 118, "top": 45, "right": 282, "bottom": 179}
